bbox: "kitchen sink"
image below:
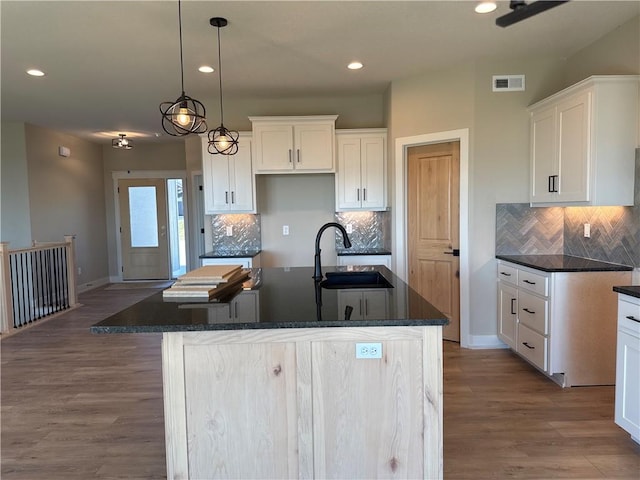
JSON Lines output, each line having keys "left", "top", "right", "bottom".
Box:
{"left": 319, "top": 271, "right": 393, "bottom": 289}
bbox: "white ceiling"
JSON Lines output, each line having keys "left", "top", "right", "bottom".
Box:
{"left": 2, "top": 0, "right": 638, "bottom": 144}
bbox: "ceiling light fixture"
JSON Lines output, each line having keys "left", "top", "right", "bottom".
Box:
{"left": 27, "top": 69, "right": 45, "bottom": 77}
{"left": 159, "top": 0, "right": 207, "bottom": 136}
{"left": 475, "top": 2, "right": 497, "bottom": 14}
{"left": 199, "top": 65, "right": 214, "bottom": 73}
{"left": 496, "top": 0, "right": 569, "bottom": 27}
{"left": 207, "top": 17, "right": 239, "bottom": 156}
{"left": 112, "top": 134, "right": 133, "bottom": 150}
{"left": 347, "top": 61, "right": 364, "bottom": 70}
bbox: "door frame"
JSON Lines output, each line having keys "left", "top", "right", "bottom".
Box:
{"left": 394, "top": 129, "right": 470, "bottom": 348}
{"left": 112, "top": 170, "right": 188, "bottom": 282}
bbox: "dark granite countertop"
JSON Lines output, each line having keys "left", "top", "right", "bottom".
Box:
{"left": 91, "top": 266, "right": 448, "bottom": 333}
{"left": 496, "top": 254, "right": 633, "bottom": 272}
{"left": 336, "top": 248, "right": 392, "bottom": 256}
{"left": 200, "top": 249, "right": 261, "bottom": 259}
{"left": 613, "top": 286, "right": 640, "bottom": 299}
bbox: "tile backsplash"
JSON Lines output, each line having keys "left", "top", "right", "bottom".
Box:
{"left": 496, "top": 151, "right": 640, "bottom": 268}
{"left": 334, "top": 211, "right": 391, "bottom": 251}
{"left": 210, "top": 214, "right": 261, "bottom": 253}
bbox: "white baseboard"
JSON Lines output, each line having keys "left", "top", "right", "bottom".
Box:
{"left": 463, "top": 334, "right": 509, "bottom": 349}
{"left": 77, "top": 277, "right": 110, "bottom": 293}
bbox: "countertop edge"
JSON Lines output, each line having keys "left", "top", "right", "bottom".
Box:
{"left": 613, "top": 286, "right": 640, "bottom": 299}
{"left": 496, "top": 254, "right": 634, "bottom": 272}
{"left": 200, "top": 250, "right": 262, "bottom": 259}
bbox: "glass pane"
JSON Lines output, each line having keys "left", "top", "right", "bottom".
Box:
{"left": 129, "top": 186, "right": 159, "bottom": 247}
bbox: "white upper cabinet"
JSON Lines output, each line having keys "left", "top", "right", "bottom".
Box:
{"left": 249, "top": 115, "right": 338, "bottom": 173}
{"left": 202, "top": 133, "right": 256, "bottom": 214}
{"left": 336, "top": 129, "right": 387, "bottom": 211}
{"left": 528, "top": 75, "right": 639, "bottom": 206}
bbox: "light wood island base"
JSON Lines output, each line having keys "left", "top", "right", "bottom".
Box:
{"left": 162, "top": 326, "right": 443, "bottom": 479}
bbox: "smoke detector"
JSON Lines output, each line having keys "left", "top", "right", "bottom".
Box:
{"left": 492, "top": 75, "right": 525, "bottom": 92}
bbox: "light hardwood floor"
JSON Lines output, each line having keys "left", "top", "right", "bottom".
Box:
{"left": 1, "top": 285, "right": 639, "bottom": 479}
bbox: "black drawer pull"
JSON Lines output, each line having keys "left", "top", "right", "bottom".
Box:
{"left": 626, "top": 315, "right": 640, "bottom": 324}
{"left": 522, "top": 308, "right": 536, "bottom": 314}
{"left": 500, "top": 272, "right": 512, "bottom": 276}
{"left": 510, "top": 298, "right": 517, "bottom": 315}
{"left": 523, "top": 280, "right": 536, "bottom": 285}
{"left": 522, "top": 342, "right": 535, "bottom": 350}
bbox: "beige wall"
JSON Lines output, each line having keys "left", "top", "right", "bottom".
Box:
{"left": 24, "top": 124, "right": 108, "bottom": 286}
{"left": 386, "top": 16, "right": 639, "bottom": 341}
{"left": 102, "top": 142, "right": 187, "bottom": 279}
{"left": 1, "top": 122, "right": 31, "bottom": 247}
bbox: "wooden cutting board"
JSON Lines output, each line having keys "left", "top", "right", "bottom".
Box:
{"left": 177, "top": 265, "right": 242, "bottom": 283}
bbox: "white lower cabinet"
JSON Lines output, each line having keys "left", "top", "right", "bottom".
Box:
{"left": 201, "top": 255, "right": 261, "bottom": 269}
{"left": 497, "top": 260, "right": 630, "bottom": 386}
{"left": 337, "top": 255, "right": 391, "bottom": 268}
{"left": 337, "top": 290, "right": 388, "bottom": 320}
{"left": 206, "top": 291, "right": 260, "bottom": 324}
{"left": 615, "top": 294, "right": 640, "bottom": 442}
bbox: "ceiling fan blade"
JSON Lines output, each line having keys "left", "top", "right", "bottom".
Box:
{"left": 496, "top": 0, "right": 569, "bottom": 28}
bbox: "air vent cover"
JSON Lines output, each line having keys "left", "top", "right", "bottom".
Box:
{"left": 492, "top": 75, "right": 525, "bottom": 92}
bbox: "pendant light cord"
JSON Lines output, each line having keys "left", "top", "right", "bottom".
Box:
{"left": 217, "top": 24, "right": 225, "bottom": 124}
{"left": 178, "top": 0, "right": 185, "bottom": 94}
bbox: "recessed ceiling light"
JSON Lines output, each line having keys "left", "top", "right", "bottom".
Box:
{"left": 475, "top": 2, "right": 497, "bottom": 14}
{"left": 348, "top": 62, "right": 363, "bottom": 70}
{"left": 27, "top": 69, "right": 45, "bottom": 77}
{"left": 199, "top": 65, "right": 214, "bottom": 73}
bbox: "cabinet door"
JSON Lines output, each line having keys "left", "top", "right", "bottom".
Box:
{"left": 294, "top": 123, "right": 334, "bottom": 171}
{"left": 363, "top": 291, "right": 388, "bottom": 319}
{"left": 556, "top": 91, "right": 591, "bottom": 202}
{"left": 253, "top": 124, "right": 294, "bottom": 171}
{"left": 498, "top": 281, "right": 518, "bottom": 349}
{"left": 360, "top": 136, "right": 386, "bottom": 210}
{"left": 337, "top": 291, "right": 364, "bottom": 320}
{"left": 336, "top": 136, "right": 363, "bottom": 209}
{"left": 530, "top": 106, "right": 557, "bottom": 203}
{"left": 228, "top": 138, "right": 255, "bottom": 212}
{"left": 615, "top": 328, "right": 640, "bottom": 438}
{"left": 203, "top": 153, "right": 231, "bottom": 213}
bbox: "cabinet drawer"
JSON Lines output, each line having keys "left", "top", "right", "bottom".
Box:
{"left": 518, "top": 269, "right": 548, "bottom": 296}
{"left": 619, "top": 297, "right": 640, "bottom": 335}
{"left": 517, "top": 324, "right": 548, "bottom": 372}
{"left": 518, "top": 290, "right": 548, "bottom": 334}
{"left": 497, "top": 263, "right": 518, "bottom": 285}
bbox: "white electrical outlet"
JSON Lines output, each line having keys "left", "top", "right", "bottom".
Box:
{"left": 226, "top": 226, "right": 233, "bottom": 236}
{"left": 346, "top": 223, "right": 353, "bottom": 234}
{"left": 355, "top": 342, "right": 382, "bottom": 359}
{"left": 283, "top": 225, "right": 289, "bottom": 236}
{"left": 583, "top": 223, "right": 591, "bottom": 238}
{"left": 77, "top": 266, "right": 82, "bottom": 275}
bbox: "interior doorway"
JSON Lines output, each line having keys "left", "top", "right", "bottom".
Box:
{"left": 115, "top": 172, "right": 187, "bottom": 281}
{"left": 407, "top": 141, "right": 460, "bottom": 342}
{"left": 394, "top": 129, "right": 470, "bottom": 347}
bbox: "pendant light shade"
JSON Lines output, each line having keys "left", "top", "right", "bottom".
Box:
{"left": 159, "top": 0, "right": 207, "bottom": 136}
{"left": 207, "top": 17, "right": 239, "bottom": 155}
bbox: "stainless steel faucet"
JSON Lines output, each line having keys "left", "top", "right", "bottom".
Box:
{"left": 313, "top": 222, "right": 352, "bottom": 280}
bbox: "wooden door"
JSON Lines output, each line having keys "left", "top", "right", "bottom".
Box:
{"left": 118, "top": 178, "right": 170, "bottom": 280}
{"left": 408, "top": 142, "right": 460, "bottom": 341}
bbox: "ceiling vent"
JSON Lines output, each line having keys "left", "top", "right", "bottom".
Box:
{"left": 492, "top": 75, "right": 525, "bottom": 92}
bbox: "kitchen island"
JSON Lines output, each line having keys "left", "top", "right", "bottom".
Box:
{"left": 92, "top": 266, "right": 448, "bottom": 480}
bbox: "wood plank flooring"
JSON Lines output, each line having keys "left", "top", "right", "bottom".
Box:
{"left": 2, "top": 285, "right": 639, "bottom": 479}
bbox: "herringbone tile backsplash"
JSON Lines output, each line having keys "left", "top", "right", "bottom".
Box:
{"left": 496, "top": 150, "right": 640, "bottom": 268}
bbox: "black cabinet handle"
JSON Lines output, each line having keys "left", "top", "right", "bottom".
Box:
{"left": 510, "top": 298, "right": 517, "bottom": 315}
{"left": 225, "top": 191, "right": 229, "bottom": 204}
{"left": 231, "top": 191, "right": 235, "bottom": 204}
{"left": 522, "top": 342, "right": 535, "bottom": 350}
{"left": 626, "top": 315, "right": 640, "bottom": 324}
{"left": 522, "top": 308, "right": 536, "bottom": 314}
{"left": 523, "top": 280, "right": 536, "bottom": 285}
{"left": 548, "top": 175, "right": 553, "bottom": 193}
{"left": 500, "top": 271, "right": 512, "bottom": 276}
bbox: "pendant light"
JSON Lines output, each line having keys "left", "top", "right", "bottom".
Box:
{"left": 112, "top": 134, "right": 133, "bottom": 150}
{"left": 159, "top": 0, "right": 207, "bottom": 136}
{"left": 207, "top": 17, "right": 239, "bottom": 155}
